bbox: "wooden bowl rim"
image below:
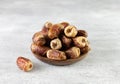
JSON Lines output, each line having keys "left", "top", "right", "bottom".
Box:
{"left": 32, "top": 52, "right": 89, "bottom": 66}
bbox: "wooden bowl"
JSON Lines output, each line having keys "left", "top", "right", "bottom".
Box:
{"left": 32, "top": 52, "right": 89, "bottom": 66}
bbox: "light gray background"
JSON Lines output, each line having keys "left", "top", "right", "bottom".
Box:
{"left": 0, "top": 0, "right": 120, "bottom": 84}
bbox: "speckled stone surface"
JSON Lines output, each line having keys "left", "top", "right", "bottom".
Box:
{"left": 0, "top": 0, "right": 120, "bottom": 84}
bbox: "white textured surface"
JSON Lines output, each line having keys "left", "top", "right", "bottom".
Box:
{"left": 0, "top": 0, "right": 120, "bottom": 84}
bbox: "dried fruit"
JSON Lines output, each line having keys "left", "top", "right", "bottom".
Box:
{"left": 60, "top": 22, "right": 69, "bottom": 28}
{"left": 80, "top": 45, "right": 91, "bottom": 54}
{"left": 47, "top": 50, "right": 67, "bottom": 60}
{"left": 48, "top": 24, "right": 61, "bottom": 39}
{"left": 65, "top": 47, "right": 80, "bottom": 59}
{"left": 32, "top": 32, "right": 46, "bottom": 46}
{"left": 50, "top": 38, "right": 62, "bottom": 50}
{"left": 16, "top": 57, "right": 33, "bottom": 72}
{"left": 31, "top": 43, "right": 50, "bottom": 56}
{"left": 73, "top": 36, "right": 88, "bottom": 48}
{"left": 44, "top": 22, "right": 52, "bottom": 29}
{"left": 64, "top": 25, "right": 78, "bottom": 37}
{"left": 40, "top": 22, "right": 52, "bottom": 38}
{"left": 77, "top": 30, "right": 88, "bottom": 37}
{"left": 31, "top": 22, "right": 90, "bottom": 62}
{"left": 61, "top": 35, "right": 72, "bottom": 48}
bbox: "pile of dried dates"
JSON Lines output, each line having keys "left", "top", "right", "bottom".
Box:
{"left": 31, "top": 22, "right": 90, "bottom": 61}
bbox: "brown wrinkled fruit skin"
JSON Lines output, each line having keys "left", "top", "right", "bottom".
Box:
{"left": 33, "top": 31, "right": 51, "bottom": 46}
{"left": 31, "top": 43, "right": 50, "bottom": 56}
{"left": 44, "top": 22, "right": 52, "bottom": 29}
{"left": 47, "top": 50, "right": 67, "bottom": 60}
{"left": 77, "top": 30, "right": 88, "bottom": 37}
{"left": 65, "top": 47, "right": 80, "bottom": 59}
{"left": 80, "top": 45, "right": 91, "bottom": 54}
{"left": 16, "top": 57, "right": 33, "bottom": 72}
{"left": 41, "top": 22, "right": 52, "bottom": 37}
{"left": 32, "top": 31, "right": 40, "bottom": 40}
{"left": 40, "top": 31, "right": 51, "bottom": 46}
{"left": 48, "top": 24, "right": 61, "bottom": 39}
{"left": 41, "top": 28, "right": 48, "bottom": 37}
{"left": 32, "top": 32, "right": 46, "bottom": 46}
{"left": 60, "top": 22, "right": 69, "bottom": 28}
{"left": 61, "top": 35, "right": 72, "bottom": 48}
